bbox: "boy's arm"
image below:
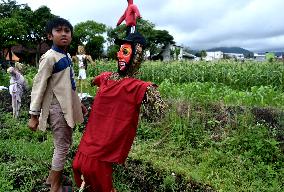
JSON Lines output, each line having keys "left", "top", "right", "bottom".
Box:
{"left": 28, "top": 115, "right": 39, "bottom": 131}
{"left": 141, "top": 85, "right": 167, "bottom": 122}
{"left": 28, "top": 56, "right": 54, "bottom": 130}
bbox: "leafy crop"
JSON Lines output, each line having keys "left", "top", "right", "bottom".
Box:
{"left": 1, "top": 60, "right": 284, "bottom": 191}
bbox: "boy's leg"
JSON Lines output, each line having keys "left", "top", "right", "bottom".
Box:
{"left": 48, "top": 103, "right": 73, "bottom": 192}
{"left": 49, "top": 170, "right": 63, "bottom": 192}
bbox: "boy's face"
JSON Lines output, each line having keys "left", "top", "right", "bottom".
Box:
{"left": 48, "top": 25, "right": 72, "bottom": 50}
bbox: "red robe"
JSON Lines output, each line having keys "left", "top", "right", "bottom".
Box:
{"left": 117, "top": 0, "right": 141, "bottom": 27}
{"left": 78, "top": 72, "right": 151, "bottom": 164}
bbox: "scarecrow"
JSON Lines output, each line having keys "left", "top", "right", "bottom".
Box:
{"left": 72, "top": 32, "right": 167, "bottom": 192}
{"left": 76, "top": 45, "right": 87, "bottom": 97}
{"left": 117, "top": 0, "right": 141, "bottom": 36}
{"left": 7, "top": 67, "right": 27, "bottom": 118}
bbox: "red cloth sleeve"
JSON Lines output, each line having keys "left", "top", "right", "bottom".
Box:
{"left": 94, "top": 72, "right": 112, "bottom": 87}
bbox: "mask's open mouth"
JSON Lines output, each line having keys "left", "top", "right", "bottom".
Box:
{"left": 119, "top": 61, "right": 126, "bottom": 71}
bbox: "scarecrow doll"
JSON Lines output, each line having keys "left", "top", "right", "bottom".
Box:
{"left": 7, "top": 67, "right": 27, "bottom": 118}
{"left": 117, "top": 0, "right": 141, "bottom": 36}
{"left": 73, "top": 32, "right": 167, "bottom": 192}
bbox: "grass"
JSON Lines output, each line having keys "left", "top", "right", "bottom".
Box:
{"left": 0, "top": 60, "right": 284, "bottom": 191}
{"left": 131, "top": 107, "right": 284, "bottom": 191}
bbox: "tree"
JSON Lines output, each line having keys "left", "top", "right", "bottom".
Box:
{"left": 0, "top": 1, "right": 55, "bottom": 65}
{"left": 14, "top": 5, "right": 56, "bottom": 65}
{"left": 0, "top": 17, "right": 27, "bottom": 62}
{"left": 200, "top": 50, "right": 207, "bottom": 60}
{"left": 106, "top": 18, "right": 175, "bottom": 60}
{"left": 0, "top": 0, "right": 27, "bottom": 61}
{"left": 105, "top": 26, "right": 123, "bottom": 60}
{"left": 0, "top": 0, "right": 18, "bottom": 18}
{"left": 73, "top": 20, "right": 106, "bottom": 58}
{"left": 73, "top": 20, "right": 106, "bottom": 44}
{"left": 106, "top": 18, "right": 155, "bottom": 42}
{"left": 265, "top": 52, "right": 276, "bottom": 63}
{"left": 136, "top": 18, "right": 155, "bottom": 40}
{"left": 147, "top": 29, "right": 175, "bottom": 58}
{"left": 28, "top": 6, "right": 55, "bottom": 64}
{"left": 85, "top": 36, "right": 105, "bottom": 59}
{"left": 106, "top": 44, "right": 119, "bottom": 60}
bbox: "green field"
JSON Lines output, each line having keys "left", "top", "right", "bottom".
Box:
{"left": 0, "top": 60, "right": 283, "bottom": 191}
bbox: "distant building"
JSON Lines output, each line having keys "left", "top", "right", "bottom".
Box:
{"left": 170, "top": 45, "right": 185, "bottom": 61}
{"left": 224, "top": 53, "right": 244, "bottom": 60}
{"left": 205, "top": 51, "right": 223, "bottom": 61}
{"left": 161, "top": 44, "right": 172, "bottom": 61}
{"left": 157, "top": 44, "right": 191, "bottom": 61}
{"left": 154, "top": 44, "right": 199, "bottom": 61}
{"left": 3, "top": 43, "right": 51, "bottom": 65}
{"left": 182, "top": 52, "right": 197, "bottom": 60}
{"left": 254, "top": 53, "right": 266, "bottom": 61}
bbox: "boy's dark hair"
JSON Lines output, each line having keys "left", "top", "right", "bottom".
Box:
{"left": 45, "top": 17, "right": 73, "bottom": 36}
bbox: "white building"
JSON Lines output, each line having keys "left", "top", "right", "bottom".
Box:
{"left": 159, "top": 44, "right": 198, "bottom": 61}
{"left": 224, "top": 53, "right": 245, "bottom": 60}
{"left": 205, "top": 51, "right": 224, "bottom": 61}
{"left": 170, "top": 45, "right": 183, "bottom": 61}
{"left": 254, "top": 53, "right": 266, "bottom": 61}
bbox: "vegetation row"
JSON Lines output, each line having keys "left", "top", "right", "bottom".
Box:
{"left": 0, "top": 60, "right": 284, "bottom": 191}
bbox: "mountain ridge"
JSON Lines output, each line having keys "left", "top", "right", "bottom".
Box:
{"left": 206, "top": 47, "right": 252, "bottom": 55}
{"left": 187, "top": 47, "right": 284, "bottom": 57}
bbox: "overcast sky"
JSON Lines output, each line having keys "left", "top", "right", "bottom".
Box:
{"left": 16, "top": 0, "right": 284, "bottom": 52}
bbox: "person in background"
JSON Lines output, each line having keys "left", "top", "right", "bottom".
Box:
{"left": 28, "top": 17, "right": 87, "bottom": 192}
{"left": 7, "top": 66, "right": 27, "bottom": 118}
{"left": 72, "top": 32, "right": 167, "bottom": 192}
{"left": 117, "top": 0, "right": 141, "bottom": 36}
{"left": 76, "top": 46, "right": 87, "bottom": 96}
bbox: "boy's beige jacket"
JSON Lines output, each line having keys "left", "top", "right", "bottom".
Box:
{"left": 29, "top": 48, "right": 84, "bottom": 131}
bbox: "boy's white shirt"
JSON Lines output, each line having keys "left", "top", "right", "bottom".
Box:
{"left": 29, "top": 49, "right": 83, "bottom": 131}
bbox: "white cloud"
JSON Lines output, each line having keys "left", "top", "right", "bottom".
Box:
{"left": 16, "top": 0, "right": 284, "bottom": 51}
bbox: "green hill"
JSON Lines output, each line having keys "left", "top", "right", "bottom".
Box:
{"left": 207, "top": 47, "right": 253, "bottom": 57}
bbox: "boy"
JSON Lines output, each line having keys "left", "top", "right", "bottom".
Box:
{"left": 72, "top": 32, "right": 167, "bottom": 192}
{"left": 28, "top": 17, "right": 87, "bottom": 192}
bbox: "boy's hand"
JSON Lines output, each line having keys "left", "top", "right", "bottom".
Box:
{"left": 28, "top": 115, "right": 39, "bottom": 131}
{"left": 81, "top": 104, "right": 88, "bottom": 116}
